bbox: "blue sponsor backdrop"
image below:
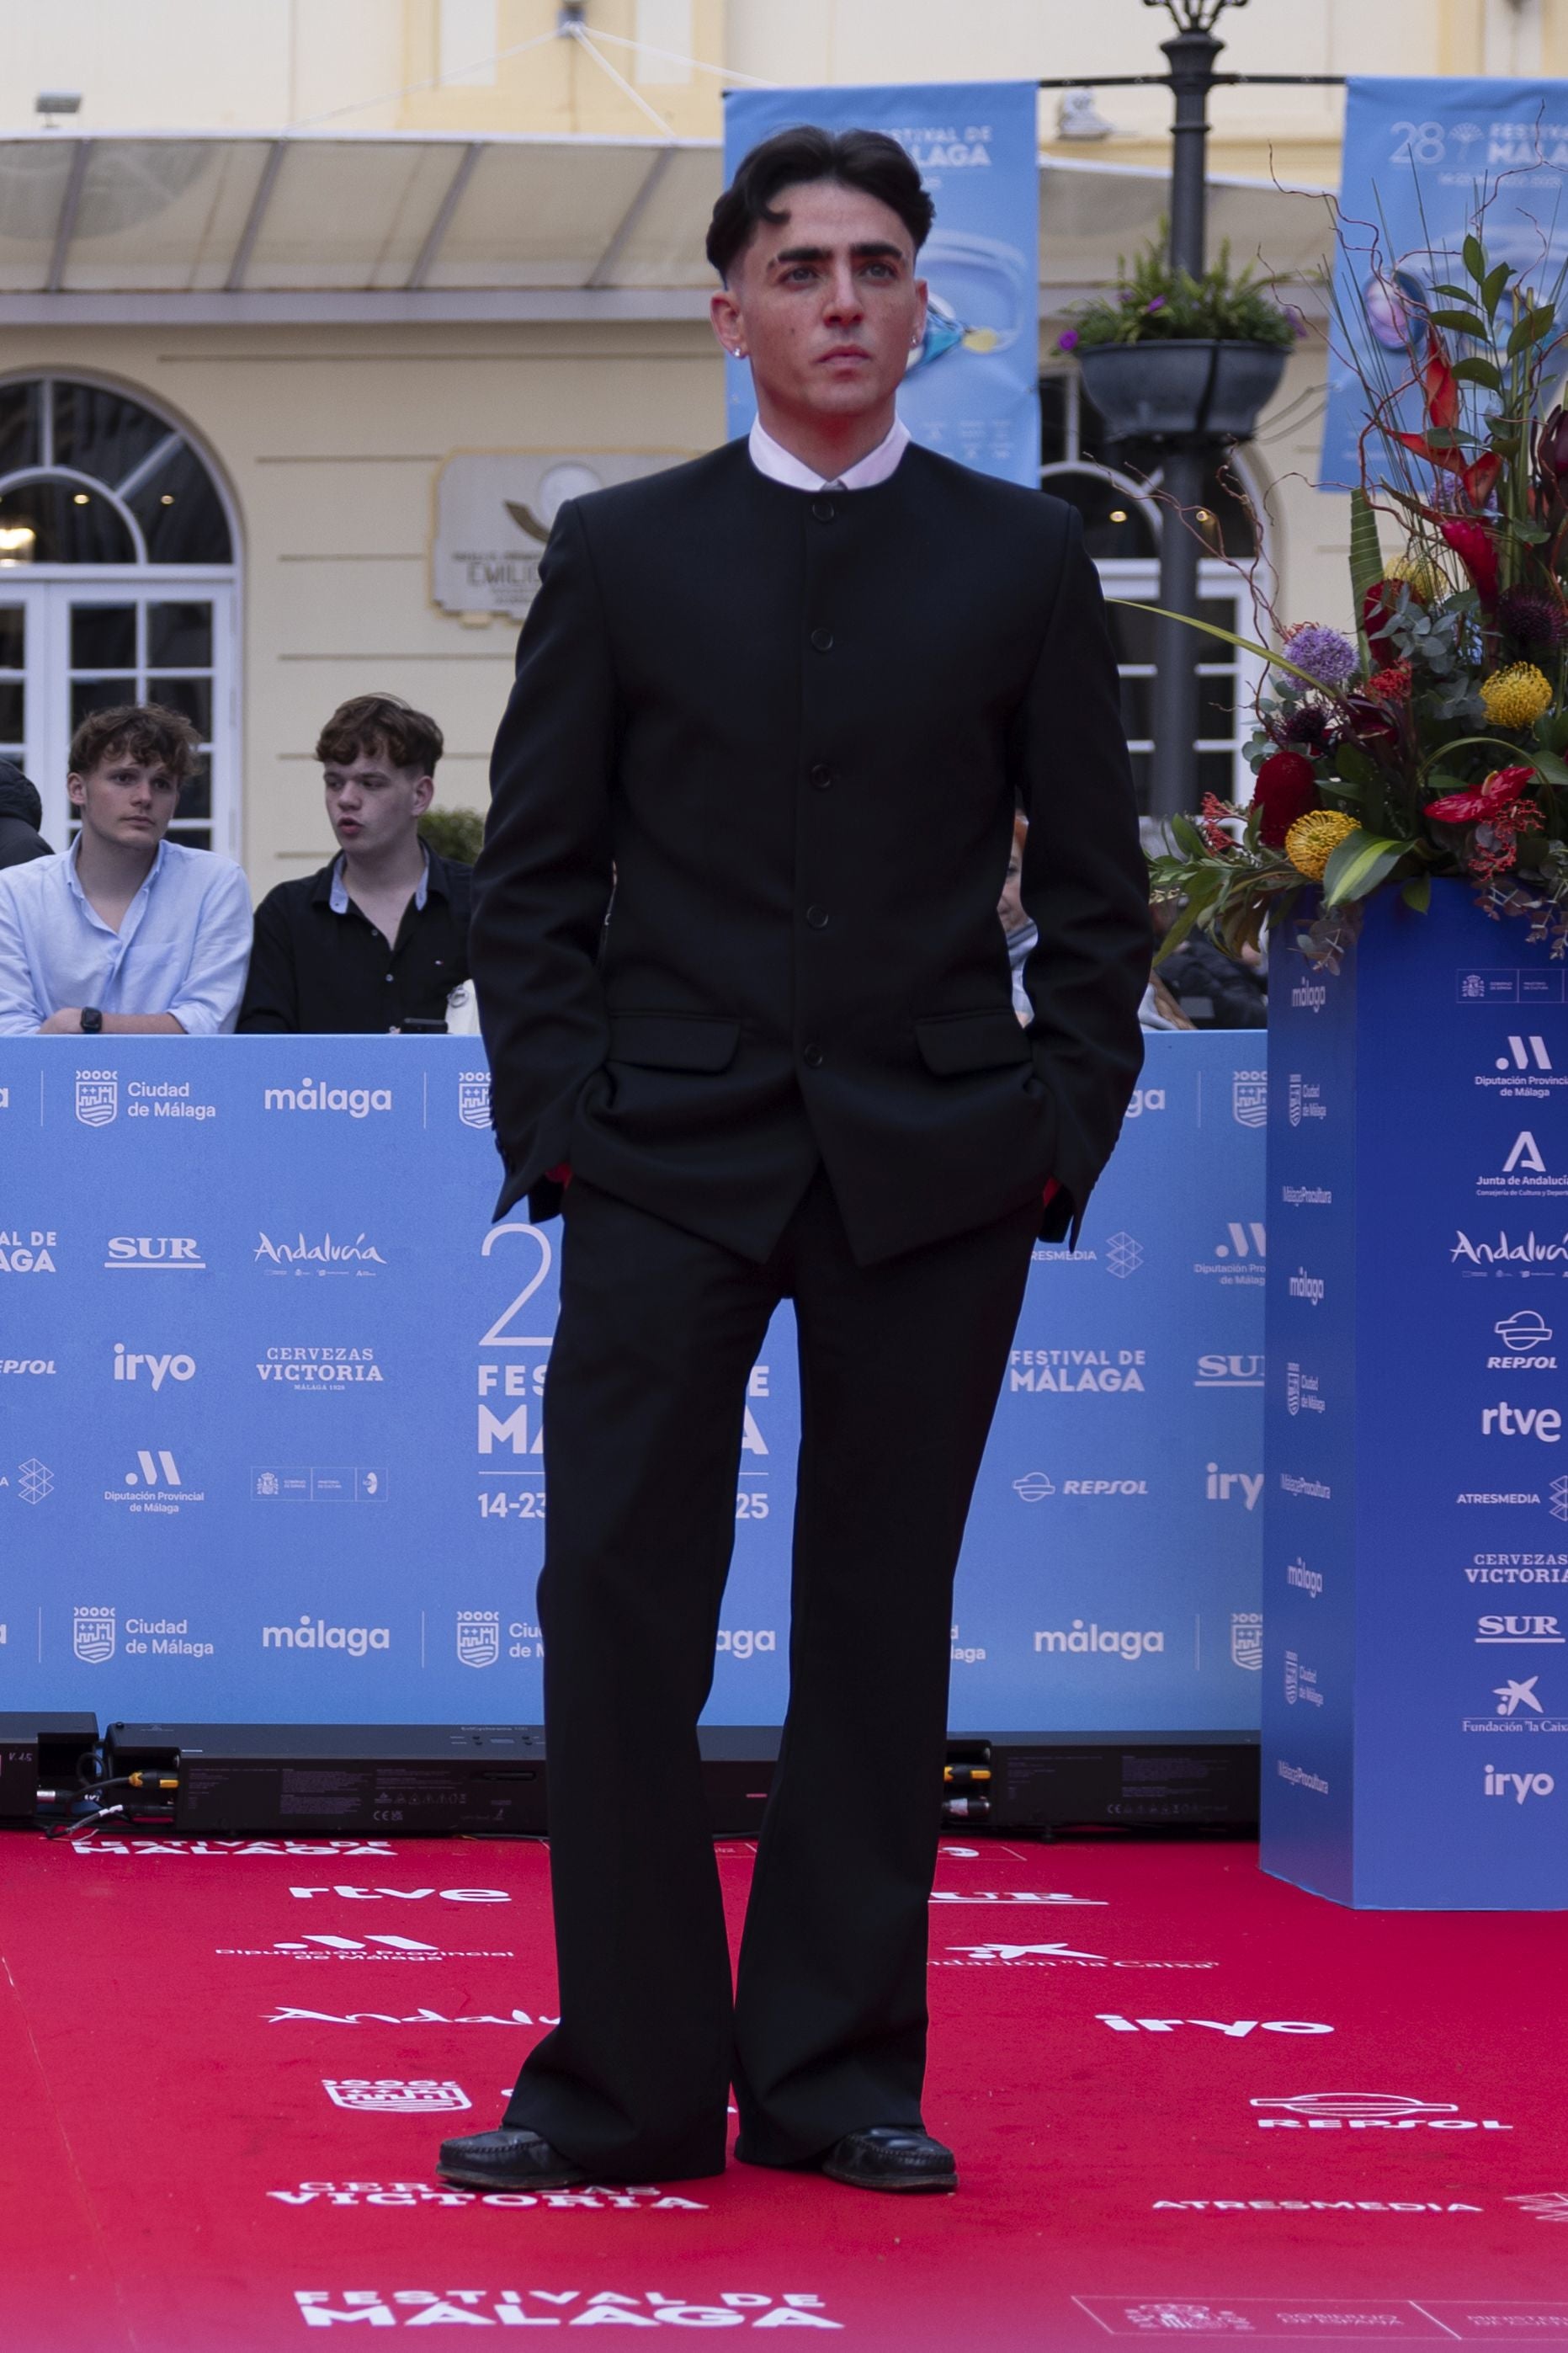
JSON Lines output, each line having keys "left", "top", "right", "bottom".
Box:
{"left": 0, "top": 1034, "right": 1262, "bottom": 1731}
{"left": 1263, "top": 887, "right": 1568, "bottom": 1908}
{"left": 1323, "top": 77, "right": 1568, "bottom": 489}
{"left": 722, "top": 82, "right": 1040, "bottom": 487}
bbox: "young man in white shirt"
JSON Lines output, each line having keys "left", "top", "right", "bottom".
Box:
{"left": 0, "top": 704, "right": 252, "bottom": 1037}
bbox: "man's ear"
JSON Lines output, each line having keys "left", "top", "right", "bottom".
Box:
{"left": 412, "top": 774, "right": 435, "bottom": 817}
{"left": 66, "top": 771, "right": 86, "bottom": 807}
{"left": 710, "top": 286, "right": 746, "bottom": 359}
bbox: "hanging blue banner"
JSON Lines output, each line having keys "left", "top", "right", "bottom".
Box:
{"left": 722, "top": 81, "right": 1040, "bottom": 488}
{"left": 1322, "top": 77, "right": 1568, "bottom": 489}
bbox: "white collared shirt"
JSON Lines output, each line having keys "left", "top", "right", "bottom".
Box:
{"left": 0, "top": 835, "right": 253, "bottom": 1034}
{"left": 747, "top": 414, "right": 911, "bottom": 493}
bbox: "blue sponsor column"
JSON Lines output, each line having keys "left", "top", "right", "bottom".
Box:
{"left": 1263, "top": 886, "right": 1568, "bottom": 1908}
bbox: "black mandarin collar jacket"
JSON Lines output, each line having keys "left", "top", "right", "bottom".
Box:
{"left": 470, "top": 437, "right": 1149, "bottom": 1266}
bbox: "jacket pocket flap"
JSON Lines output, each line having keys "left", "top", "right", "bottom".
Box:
{"left": 914, "top": 1009, "right": 1031, "bottom": 1076}
{"left": 608, "top": 1014, "right": 741, "bottom": 1073}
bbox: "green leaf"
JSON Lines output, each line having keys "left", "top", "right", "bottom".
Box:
{"left": 1321, "top": 832, "right": 1412, "bottom": 908}
{"left": 1429, "top": 308, "right": 1488, "bottom": 337}
{"left": 1401, "top": 874, "right": 1432, "bottom": 913}
{"left": 1463, "top": 232, "right": 1488, "bottom": 284}
{"left": 1452, "top": 356, "right": 1504, "bottom": 390}
{"left": 1347, "top": 487, "right": 1383, "bottom": 659}
{"left": 1482, "top": 260, "right": 1512, "bottom": 317}
{"left": 1168, "top": 812, "right": 1209, "bottom": 859}
{"left": 1532, "top": 748, "right": 1568, "bottom": 786}
{"left": 1152, "top": 892, "right": 1209, "bottom": 962}
{"left": 1431, "top": 279, "right": 1478, "bottom": 301}
{"left": 1508, "top": 306, "right": 1559, "bottom": 357}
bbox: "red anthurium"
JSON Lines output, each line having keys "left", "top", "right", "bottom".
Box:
{"left": 1438, "top": 515, "right": 1501, "bottom": 606}
{"left": 1537, "top": 405, "right": 1568, "bottom": 502}
{"left": 1250, "top": 750, "right": 1318, "bottom": 847}
{"left": 1423, "top": 341, "right": 1459, "bottom": 430}
{"left": 1393, "top": 429, "right": 1465, "bottom": 476}
{"left": 1427, "top": 764, "right": 1536, "bottom": 823}
{"left": 1362, "top": 580, "right": 1401, "bottom": 665}
{"left": 1461, "top": 451, "right": 1502, "bottom": 508}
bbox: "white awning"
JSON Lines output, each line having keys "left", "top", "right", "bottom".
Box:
{"left": 0, "top": 130, "right": 1334, "bottom": 325}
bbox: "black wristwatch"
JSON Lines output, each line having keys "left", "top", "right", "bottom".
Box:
{"left": 79, "top": 1006, "right": 104, "bottom": 1035}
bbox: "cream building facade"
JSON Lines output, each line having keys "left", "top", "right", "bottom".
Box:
{"left": 0, "top": 0, "right": 1552, "bottom": 892}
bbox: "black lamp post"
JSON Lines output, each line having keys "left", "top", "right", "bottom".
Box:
{"left": 1145, "top": 0, "right": 1245, "bottom": 821}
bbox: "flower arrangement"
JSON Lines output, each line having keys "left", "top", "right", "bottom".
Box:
{"left": 1148, "top": 233, "right": 1568, "bottom": 967}
{"left": 1058, "top": 235, "right": 1301, "bottom": 355}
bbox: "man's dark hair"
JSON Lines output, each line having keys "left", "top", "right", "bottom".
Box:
{"left": 316, "top": 693, "right": 444, "bottom": 777}
{"left": 706, "top": 125, "right": 933, "bottom": 282}
{"left": 69, "top": 703, "right": 201, "bottom": 782}
{"left": 0, "top": 758, "right": 42, "bottom": 831}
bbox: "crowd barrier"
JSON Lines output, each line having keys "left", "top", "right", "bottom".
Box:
{"left": 0, "top": 1032, "right": 1265, "bottom": 1731}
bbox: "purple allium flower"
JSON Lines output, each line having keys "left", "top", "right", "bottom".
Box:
{"left": 1145, "top": 295, "right": 1167, "bottom": 313}
{"left": 1282, "top": 621, "right": 1358, "bottom": 689}
{"left": 1498, "top": 586, "right": 1566, "bottom": 653}
{"left": 1056, "top": 327, "right": 1080, "bottom": 352}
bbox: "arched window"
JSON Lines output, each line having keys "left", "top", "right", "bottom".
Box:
{"left": 0, "top": 374, "right": 238, "bottom": 856}
{"left": 1042, "top": 369, "right": 1267, "bottom": 813}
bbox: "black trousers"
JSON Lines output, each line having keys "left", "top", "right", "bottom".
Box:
{"left": 502, "top": 1169, "right": 1039, "bottom": 2179}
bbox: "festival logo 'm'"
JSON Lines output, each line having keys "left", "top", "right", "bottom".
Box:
{"left": 322, "top": 2079, "right": 470, "bottom": 2114}
{"left": 75, "top": 1071, "right": 116, "bottom": 1126}
{"left": 456, "top": 1610, "right": 500, "bottom": 1669}
{"left": 457, "top": 1073, "right": 492, "bottom": 1130}
{"left": 73, "top": 1606, "right": 116, "bottom": 1664}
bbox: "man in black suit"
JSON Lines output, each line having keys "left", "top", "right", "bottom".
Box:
{"left": 440, "top": 126, "right": 1148, "bottom": 2199}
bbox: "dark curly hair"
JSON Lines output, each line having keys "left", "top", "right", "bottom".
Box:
{"left": 706, "top": 125, "right": 934, "bottom": 283}
{"left": 68, "top": 703, "right": 202, "bottom": 782}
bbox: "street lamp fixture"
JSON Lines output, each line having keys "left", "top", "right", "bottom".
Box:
{"left": 1142, "top": 0, "right": 1249, "bottom": 31}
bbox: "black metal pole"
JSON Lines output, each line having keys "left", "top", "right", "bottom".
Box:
{"left": 1148, "top": 25, "right": 1222, "bottom": 819}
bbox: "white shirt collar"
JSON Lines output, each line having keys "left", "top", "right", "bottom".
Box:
{"left": 329, "top": 846, "right": 430, "bottom": 916}
{"left": 747, "top": 414, "right": 911, "bottom": 494}
{"left": 65, "top": 831, "right": 167, "bottom": 906}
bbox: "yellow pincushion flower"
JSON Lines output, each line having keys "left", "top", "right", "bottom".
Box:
{"left": 1385, "top": 552, "right": 1446, "bottom": 604}
{"left": 1480, "top": 663, "right": 1554, "bottom": 731}
{"left": 1284, "top": 809, "right": 1359, "bottom": 881}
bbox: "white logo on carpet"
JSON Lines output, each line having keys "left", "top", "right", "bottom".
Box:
{"left": 322, "top": 2079, "right": 470, "bottom": 2114}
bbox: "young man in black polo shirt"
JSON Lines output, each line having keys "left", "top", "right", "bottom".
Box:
{"left": 239, "top": 694, "right": 473, "bottom": 1033}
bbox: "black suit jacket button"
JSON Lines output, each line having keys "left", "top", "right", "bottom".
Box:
{"left": 805, "top": 905, "right": 830, "bottom": 929}
{"left": 809, "top": 764, "right": 832, "bottom": 790}
{"left": 803, "top": 1041, "right": 825, "bottom": 1068}
{"left": 809, "top": 626, "right": 833, "bottom": 652}
{"left": 812, "top": 498, "right": 837, "bottom": 523}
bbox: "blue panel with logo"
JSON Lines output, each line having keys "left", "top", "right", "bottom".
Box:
{"left": 1323, "top": 77, "right": 1568, "bottom": 491}
{"left": 722, "top": 83, "right": 1040, "bottom": 488}
{"left": 1263, "top": 888, "right": 1568, "bottom": 1908}
{"left": 0, "top": 1035, "right": 1262, "bottom": 1732}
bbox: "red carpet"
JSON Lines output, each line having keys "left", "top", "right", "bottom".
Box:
{"left": 1, "top": 1830, "right": 1565, "bottom": 2350}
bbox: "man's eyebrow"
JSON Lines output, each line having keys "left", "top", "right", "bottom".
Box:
{"left": 768, "top": 241, "right": 906, "bottom": 266}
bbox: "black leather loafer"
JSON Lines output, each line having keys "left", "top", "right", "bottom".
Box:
{"left": 436, "top": 2127, "right": 587, "bottom": 2191}
{"left": 818, "top": 2126, "right": 959, "bottom": 2193}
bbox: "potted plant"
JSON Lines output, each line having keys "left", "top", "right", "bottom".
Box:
{"left": 1060, "top": 235, "right": 1299, "bottom": 443}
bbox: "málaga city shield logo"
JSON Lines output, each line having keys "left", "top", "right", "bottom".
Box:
{"left": 456, "top": 1610, "right": 500, "bottom": 1669}
{"left": 323, "top": 2079, "right": 472, "bottom": 2114}
{"left": 458, "top": 1073, "right": 492, "bottom": 1130}
{"left": 73, "top": 1606, "right": 116, "bottom": 1664}
{"left": 1231, "top": 1071, "right": 1268, "bottom": 1130}
{"left": 1230, "top": 1611, "right": 1263, "bottom": 1672}
{"left": 75, "top": 1073, "right": 117, "bottom": 1126}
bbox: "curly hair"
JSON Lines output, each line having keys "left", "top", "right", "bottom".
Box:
{"left": 706, "top": 125, "right": 933, "bottom": 282}
{"left": 69, "top": 703, "right": 203, "bottom": 782}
